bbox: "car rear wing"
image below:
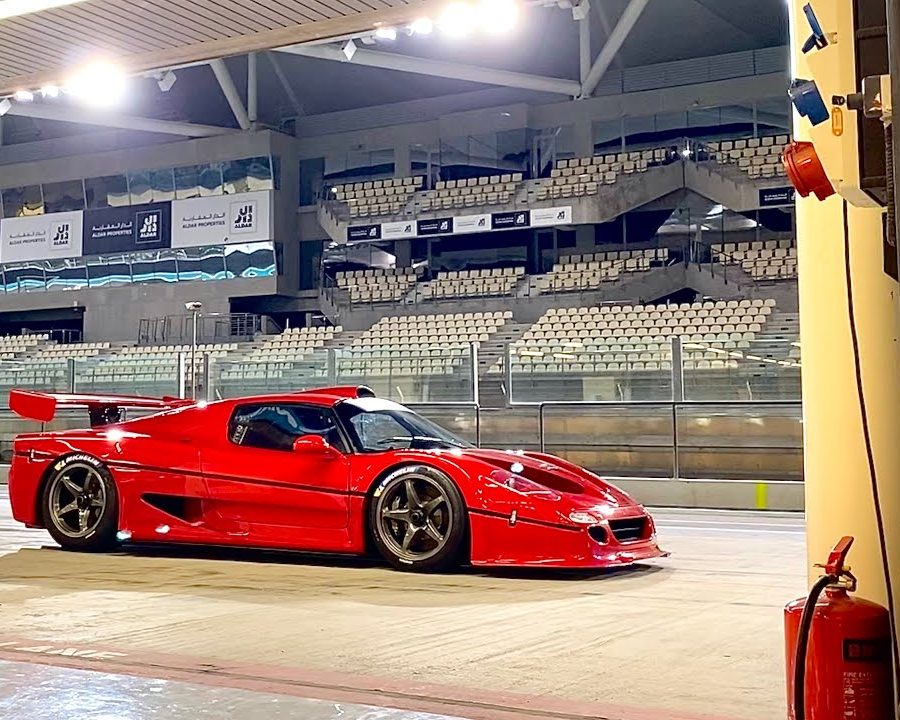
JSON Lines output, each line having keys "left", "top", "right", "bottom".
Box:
{"left": 9, "top": 389, "right": 194, "bottom": 427}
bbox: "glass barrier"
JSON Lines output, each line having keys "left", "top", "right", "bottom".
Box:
{"left": 408, "top": 404, "right": 481, "bottom": 446}
{"left": 208, "top": 348, "right": 477, "bottom": 404}
{"left": 73, "top": 357, "right": 182, "bottom": 398}
{"left": 681, "top": 342, "right": 801, "bottom": 401}
{"left": 333, "top": 347, "right": 476, "bottom": 404}
{"left": 210, "top": 351, "right": 332, "bottom": 399}
{"left": 508, "top": 345, "right": 674, "bottom": 403}
{"left": 1, "top": 156, "right": 274, "bottom": 218}
{"left": 466, "top": 401, "right": 803, "bottom": 481}
{"left": 508, "top": 339, "right": 800, "bottom": 404}
{"left": 541, "top": 403, "right": 676, "bottom": 478}
{"left": 0, "top": 242, "right": 277, "bottom": 294}
{"left": 0, "top": 359, "right": 70, "bottom": 406}
{"left": 675, "top": 402, "right": 802, "bottom": 480}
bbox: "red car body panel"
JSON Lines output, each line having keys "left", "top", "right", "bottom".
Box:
{"left": 7, "top": 388, "right": 667, "bottom": 569}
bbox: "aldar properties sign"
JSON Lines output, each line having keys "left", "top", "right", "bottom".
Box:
{"left": 82, "top": 203, "right": 171, "bottom": 254}
{"left": 0, "top": 211, "right": 83, "bottom": 263}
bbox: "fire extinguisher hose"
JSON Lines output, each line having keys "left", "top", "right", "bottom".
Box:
{"left": 793, "top": 573, "right": 839, "bottom": 720}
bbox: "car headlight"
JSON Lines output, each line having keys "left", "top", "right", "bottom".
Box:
{"left": 568, "top": 511, "right": 600, "bottom": 524}
{"left": 488, "top": 470, "right": 559, "bottom": 499}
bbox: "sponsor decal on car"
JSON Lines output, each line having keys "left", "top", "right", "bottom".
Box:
{"left": 54, "top": 453, "right": 102, "bottom": 472}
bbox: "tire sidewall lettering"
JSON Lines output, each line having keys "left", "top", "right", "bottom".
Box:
{"left": 53, "top": 453, "right": 103, "bottom": 473}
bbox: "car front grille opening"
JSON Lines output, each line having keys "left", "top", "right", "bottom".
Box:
{"left": 608, "top": 517, "right": 648, "bottom": 543}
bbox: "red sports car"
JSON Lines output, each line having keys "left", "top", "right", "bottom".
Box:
{"left": 7, "top": 386, "right": 666, "bottom": 572}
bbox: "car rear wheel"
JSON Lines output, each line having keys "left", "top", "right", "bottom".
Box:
{"left": 41, "top": 455, "right": 118, "bottom": 552}
{"left": 369, "top": 465, "right": 466, "bottom": 572}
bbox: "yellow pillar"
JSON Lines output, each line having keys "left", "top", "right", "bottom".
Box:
{"left": 789, "top": 1, "right": 900, "bottom": 620}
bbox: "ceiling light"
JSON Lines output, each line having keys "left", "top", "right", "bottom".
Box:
{"left": 156, "top": 70, "right": 177, "bottom": 93}
{"left": 475, "top": 0, "right": 518, "bottom": 33}
{"left": 375, "top": 26, "right": 397, "bottom": 40}
{"left": 410, "top": 17, "right": 434, "bottom": 34}
{"left": 13, "top": 90, "right": 34, "bottom": 102}
{"left": 0, "top": 0, "right": 88, "bottom": 20}
{"left": 439, "top": 2, "right": 476, "bottom": 37}
{"left": 40, "top": 85, "right": 60, "bottom": 98}
{"left": 0, "top": 99, "right": 11, "bottom": 117}
{"left": 342, "top": 39, "right": 358, "bottom": 61}
{"left": 65, "top": 61, "right": 128, "bottom": 107}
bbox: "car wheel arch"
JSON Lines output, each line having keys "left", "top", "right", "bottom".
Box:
{"left": 362, "top": 461, "right": 471, "bottom": 560}
{"left": 34, "top": 452, "right": 111, "bottom": 527}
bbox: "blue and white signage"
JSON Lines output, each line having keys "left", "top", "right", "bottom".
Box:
{"left": 171, "top": 191, "right": 273, "bottom": 248}
{"left": 0, "top": 211, "right": 84, "bottom": 263}
{"left": 83, "top": 203, "right": 171, "bottom": 254}
{"left": 343, "top": 205, "right": 572, "bottom": 243}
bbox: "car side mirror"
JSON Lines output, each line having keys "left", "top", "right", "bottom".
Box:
{"left": 293, "top": 434, "right": 333, "bottom": 455}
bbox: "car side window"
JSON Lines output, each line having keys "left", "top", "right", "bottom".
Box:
{"left": 228, "top": 404, "right": 345, "bottom": 452}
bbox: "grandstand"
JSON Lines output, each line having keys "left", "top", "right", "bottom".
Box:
{"left": 0, "top": 26, "right": 801, "bottom": 489}
{"left": 705, "top": 136, "right": 791, "bottom": 179}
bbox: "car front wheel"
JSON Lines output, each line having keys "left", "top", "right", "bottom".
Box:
{"left": 369, "top": 465, "right": 466, "bottom": 572}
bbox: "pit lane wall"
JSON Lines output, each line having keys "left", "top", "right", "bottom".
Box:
{"left": 0, "top": 406, "right": 803, "bottom": 511}
{"left": 0, "top": 464, "right": 800, "bottom": 510}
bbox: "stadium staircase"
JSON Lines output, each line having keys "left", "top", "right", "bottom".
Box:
{"left": 476, "top": 321, "right": 532, "bottom": 407}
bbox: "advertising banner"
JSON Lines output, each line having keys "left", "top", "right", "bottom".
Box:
{"left": 171, "top": 191, "right": 273, "bottom": 248}
{"left": 491, "top": 210, "right": 530, "bottom": 230}
{"left": 454, "top": 214, "right": 491, "bottom": 234}
{"left": 416, "top": 217, "right": 454, "bottom": 236}
{"left": 381, "top": 219, "right": 417, "bottom": 239}
{"left": 0, "top": 211, "right": 83, "bottom": 263}
{"left": 340, "top": 205, "right": 573, "bottom": 244}
{"left": 531, "top": 206, "right": 573, "bottom": 227}
{"left": 83, "top": 202, "right": 171, "bottom": 254}
{"left": 758, "top": 187, "right": 796, "bottom": 208}
{"left": 347, "top": 224, "right": 382, "bottom": 242}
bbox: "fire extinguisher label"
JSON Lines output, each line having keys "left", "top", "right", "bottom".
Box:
{"left": 843, "top": 638, "right": 890, "bottom": 662}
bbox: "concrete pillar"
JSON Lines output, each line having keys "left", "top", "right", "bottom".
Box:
{"left": 574, "top": 119, "right": 594, "bottom": 158}
{"left": 575, "top": 225, "right": 595, "bottom": 253}
{"left": 393, "top": 240, "right": 412, "bottom": 268}
{"left": 394, "top": 143, "right": 412, "bottom": 177}
{"left": 789, "top": 0, "right": 900, "bottom": 626}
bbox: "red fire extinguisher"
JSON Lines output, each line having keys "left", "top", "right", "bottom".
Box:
{"left": 785, "top": 536, "right": 894, "bottom": 719}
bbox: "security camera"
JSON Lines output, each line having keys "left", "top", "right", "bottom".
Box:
{"left": 185, "top": 301, "right": 203, "bottom": 311}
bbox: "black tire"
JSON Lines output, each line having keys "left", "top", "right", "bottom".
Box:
{"left": 368, "top": 464, "right": 467, "bottom": 572}
{"left": 41, "top": 454, "right": 119, "bottom": 552}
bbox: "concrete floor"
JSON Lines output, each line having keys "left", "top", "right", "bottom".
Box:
{"left": 0, "top": 486, "right": 806, "bottom": 720}
{"left": 0, "top": 659, "right": 468, "bottom": 720}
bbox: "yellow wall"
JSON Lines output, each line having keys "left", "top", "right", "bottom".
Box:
{"left": 789, "top": 1, "right": 900, "bottom": 617}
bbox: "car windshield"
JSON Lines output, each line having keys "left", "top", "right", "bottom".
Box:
{"left": 335, "top": 398, "right": 473, "bottom": 452}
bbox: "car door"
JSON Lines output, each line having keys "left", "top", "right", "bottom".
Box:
{"left": 200, "top": 402, "right": 352, "bottom": 550}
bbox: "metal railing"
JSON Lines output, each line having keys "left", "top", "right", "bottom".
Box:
{"left": 138, "top": 313, "right": 280, "bottom": 345}
{"left": 526, "top": 399, "right": 802, "bottom": 481}
{"left": 0, "top": 340, "right": 801, "bottom": 481}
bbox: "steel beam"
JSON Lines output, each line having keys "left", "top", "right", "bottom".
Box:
{"left": 278, "top": 44, "right": 580, "bottom": 97}
{"left": 247, "top": 52, "right": 259, "bottom": 127}
{"left": 578, "top": 15, "right": 591, "bottom": 84}
{"left": 5, "top": 101, "right": 234, "bottom": 137}
{"left": 266, "top": 51, "right": 305, "bottom": 116}
{"left": 210, "top": 58, "right": 251, "bottom": 130}
{"left": 580, "top": 0, "right": 649, "bottom": 98}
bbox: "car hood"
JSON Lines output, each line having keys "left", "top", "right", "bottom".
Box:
{"left": 449, "top": 447, "right": 639, "bottom": 511}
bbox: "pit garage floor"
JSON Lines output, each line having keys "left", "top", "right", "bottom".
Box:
{"left": 0, "top": 486, "right": 806, "bottom": 720}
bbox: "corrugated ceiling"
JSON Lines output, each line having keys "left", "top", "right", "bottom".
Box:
{"left": 0, "top": 0, "right": 441, "bottom": 95}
